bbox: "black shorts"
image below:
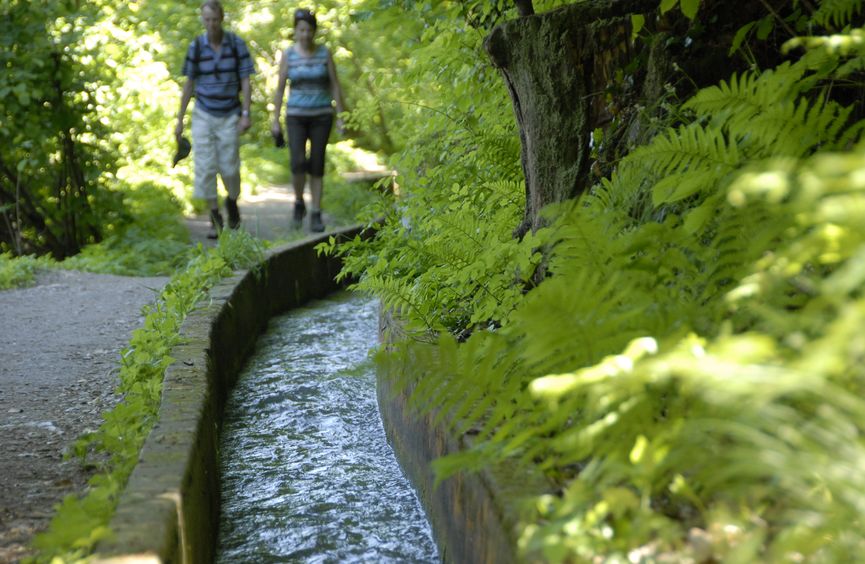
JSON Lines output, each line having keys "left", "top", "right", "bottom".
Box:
{"left": 285, "top": 113, "right": 333, "bottom": 177}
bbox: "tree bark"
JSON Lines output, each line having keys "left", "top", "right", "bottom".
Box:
{"left": 514, "top": 0, "right": 534, "bottom": 17}
{"left": 486, "top": 0, "right": 792, "bottom": 237}
{"left": 486, "top": 0, "right": 661, "bottom": 237}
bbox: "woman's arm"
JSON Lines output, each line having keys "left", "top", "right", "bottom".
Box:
{"left": 272, "top": 49, "right": 289, "bottom": 135}
{"left": 327, "top": 50, "right": 346, "bottom": 132}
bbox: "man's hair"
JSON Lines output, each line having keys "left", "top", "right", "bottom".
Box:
{"left": 201, "top": 0, "right": 224, "bottom": 17}
{"left": 294, "top": 8, "right": 317, "bottom": 29}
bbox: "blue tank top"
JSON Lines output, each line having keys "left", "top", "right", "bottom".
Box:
{"left": 285, "top": 45, "right": 333, "bottom": 116}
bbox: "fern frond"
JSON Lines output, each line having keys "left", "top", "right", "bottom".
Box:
{"left": 358, "top": 274, "right": 442, "bottom": 335}
{"left": 586, "top": 165, "right": 657, "bottom": 227}
{"left": 623, "top": 123, "right": 740, "bottom": 206}
{"left": 683, "top": 63, "right": 807, "bottom": 125}
{"left": 634, "top": 123, "right": 741, "bottom": 178}
{"left": 733, "top": 96, "right": 851, "bottom": 157}
{"left": 811, "top": 0, "right": 864, "bottom": 28}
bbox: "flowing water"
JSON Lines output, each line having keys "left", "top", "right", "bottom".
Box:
{"left": 216, "top": 293, "right": 438, "bottom": 563}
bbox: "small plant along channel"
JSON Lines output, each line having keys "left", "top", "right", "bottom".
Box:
{"left": 217, "top": 292, "right": 438, "bottom": 562}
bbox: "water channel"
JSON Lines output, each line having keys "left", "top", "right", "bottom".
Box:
{"left": 216, "top": 292, "right": 438, "bottom": 563}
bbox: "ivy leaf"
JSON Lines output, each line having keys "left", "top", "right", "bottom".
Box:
{"left": 660, "top": 0, "right": 678, "bottom": 15}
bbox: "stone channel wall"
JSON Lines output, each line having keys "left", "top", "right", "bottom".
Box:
{"left": 95, "top": 227, "right": 359, "bottom": 563}
{"left": 94, "top": 224, "right": 549, "bottom": 563}
{"left": 376, "top": 313, "right": 552, "bottom": 564}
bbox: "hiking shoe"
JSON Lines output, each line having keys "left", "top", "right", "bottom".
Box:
{"left": 310, "top": 211, "right": 325, "bottom": 233}
{"left": 208, "top": 209, "right": 224, "bottom": 239}
{"left": 292, "top": 200, "right": 307, "bottom": 229}
{"left": 225, "top": 197, "right": 240, "bottom": 229}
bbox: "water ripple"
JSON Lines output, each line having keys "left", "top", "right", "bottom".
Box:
{"left": 217, "top": 293, "right": 438, "bottom": 563}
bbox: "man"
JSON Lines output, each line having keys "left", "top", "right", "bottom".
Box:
{"left": 175, "top": 0, "right": 254, "bottom": 238}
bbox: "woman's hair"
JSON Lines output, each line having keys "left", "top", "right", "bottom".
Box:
{"left": 294, "top": 8, "right": 317, "bottom": 29}
{"left": 201, "top": 0, "right": 224, "bottom": 17}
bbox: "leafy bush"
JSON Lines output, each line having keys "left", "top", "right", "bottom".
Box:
{"left": 61, "top": 183, "right": 191, "bottom": 276}
{"left": 0, "top": 252, "right": 54, "bottom": 290}
{"left": 334, "top": 0, "right": 865, "bottom": 560}
{"left": 324, "top": 0, "right": 529, "bottom": 337}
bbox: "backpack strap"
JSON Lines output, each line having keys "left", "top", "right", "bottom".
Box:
{"left": 227, "top": 32, "right": 240, "bottom": 83}
{"left": 193, "top": 33, "right": 241, "bottom": 82}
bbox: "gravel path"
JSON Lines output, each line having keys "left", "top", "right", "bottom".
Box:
{"left": 0, "top": 270, "right": 169, "bottom": 562}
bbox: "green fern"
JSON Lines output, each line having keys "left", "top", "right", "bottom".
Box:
{"left": 811, "top": 0, "right": 864, "bottom": 28}
{"left": 686, "top": 66, "right": 854, "bottom": 157}
{"left": 683, "top": 63, "right": 808, "bottom": 122}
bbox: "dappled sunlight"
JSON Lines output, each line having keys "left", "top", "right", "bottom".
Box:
{"left": 330, "top": 139, "right": 389, "bottom": 173}
{"left": 242, "top": 186, "right": 293, "bottom": 203}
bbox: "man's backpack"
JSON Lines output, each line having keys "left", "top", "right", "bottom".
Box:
{"left": 192, "top": 32, "right": 240, "bottom": 82}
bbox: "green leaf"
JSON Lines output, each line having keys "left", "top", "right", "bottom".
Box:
{"left": 729, "top": 21, "right": 756, "bottom": 55}
{"left": 660, "top": 0, "right": 678, "bottom": 14}
{"left": 756, "top": 15, "right": 774, "bottom": 40}
{"left": 683, "top": 195, "right": 718, "bottom": 234}
{"left": 631, "top": 14, "right": 645, "bottom": 39}
{"left": 13, "top": 84, "right": 30, "bottom": 105}
{"left": 680, "top": 0, "right": 700, "bottom": 19}
{"left": 652, "top": 170, "right": 714, "bottom": 205}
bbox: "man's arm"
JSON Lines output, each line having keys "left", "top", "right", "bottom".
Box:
{"left": 175, "top": 79, "right": 195, "bottom": 141}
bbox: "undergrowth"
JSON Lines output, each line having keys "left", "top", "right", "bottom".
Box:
{"left": 60, "top": 182, "right": 192, "bottom": 276}
{"left": 331, "top": 0, "right": 865, "bottom": 561}
{"left": 0, "top": 252, "right": 54, "bottom": 289}
{"left": 0, "top": 183, "right": 190, "bottom": 287}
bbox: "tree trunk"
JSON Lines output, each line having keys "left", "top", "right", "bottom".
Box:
{"left": 485, "top": 0, "right": 660, "bottom": 237}
{"left": 486, "top": 0, "right": 791, "bottom": 237}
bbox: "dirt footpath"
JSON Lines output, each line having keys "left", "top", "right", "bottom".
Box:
{"left": 0, "top": 270, "right": 170, "bottom": 562}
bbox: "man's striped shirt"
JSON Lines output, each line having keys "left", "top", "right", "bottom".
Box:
{"left": 182, "top": 32, "right": 255, "bottom": 117}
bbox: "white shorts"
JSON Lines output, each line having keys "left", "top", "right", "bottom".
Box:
{"left": 191, "top": 105, "right": 241, "bottom": 201}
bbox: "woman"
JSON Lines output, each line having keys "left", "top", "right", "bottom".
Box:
{"left": 272, "top": 8, "right": 346, "bottom": 232}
